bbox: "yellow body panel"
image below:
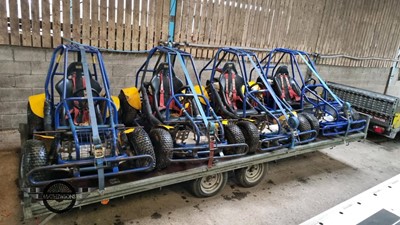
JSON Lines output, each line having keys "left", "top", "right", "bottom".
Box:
{"left": 160, "top": 125, "right": 175, "bottom": 130}
{"left": 124, "top": 128, "right": 135, "bottom": 134}
{"left": 34, "top": 134, "right": 55, "bottom": 139}
{"left": 111, "top": 96, "right": 120, "bottom": 110}
{"left": 28, "top": 93, "right": 46, "bottom": 118}
{"left": 392, "top": 113, "right": 400, "bottom": 129}
{"left": 121, "top": 87, "right": 141, "bottom": 110}
{"left": 194, "top": 85, "right": 209, "bottom": 105}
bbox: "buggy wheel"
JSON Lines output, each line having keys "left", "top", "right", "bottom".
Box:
{"left": 297, "top": 114, "right": 312, "bottom": 141}
{"left": 127, "top": 127, "right": 156, "bottom": 171}
{"left": 20, "top": 139, "right": 48, "bottom": 187}
{"left": 149, "top": 128, "right": 173, "bottom": 170}
{"left": 224, "top": 124, "right": 246, "bottom": 154}
{"left": 189, "top": 172, "right": 228, "bottom": 198}
{"left": 234, "top": 163, "right": 267, "bottom": 188}
{"left": 237, "top": 121, "right": 259, "bottom": 153}
{"left": 301, "top": 112, "right": 320, "bottom": 135}
{"left": 27, "top": 103, "right": 44, "bottom": 138}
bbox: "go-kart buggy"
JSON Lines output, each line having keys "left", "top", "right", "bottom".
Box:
{"left": 21, "top": 44, "right": 156, "bottom": 193}
{"left": 259, "top": 48, "right": 367, "bottom": 136}
{"left": 199, "top": 48, "right": 318, "bottom": 153}
{"left": 119, "top": 45, "right": 248, "bottom": 171}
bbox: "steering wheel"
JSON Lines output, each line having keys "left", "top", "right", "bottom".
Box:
{"left": 305, "top": 77, "right": 317, "bottom": 86}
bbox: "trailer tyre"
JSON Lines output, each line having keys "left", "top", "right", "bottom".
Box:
{"left": 234, "top": 163, "right": 267, "bottom": 188}
{"left": 237, "top": 121, "right": 259, "bottom": 153}
{"left": 127, "top": 127, "right": 156, "bottom": 171}
{"left": 297, "top": 114, "right": 312, "bottom": 141}
{"left": 301, "top": 113, "right": 320, "bottom": 135}
{"left": 351, "top": 110, "right": 363, "bottom": 129}
{"left": 149, "top": 128, "right": 173, "bottom": 170}
{"left": 189, "top": 172, "right": 228, "bottom": 198}
{"left": 20, "top": 139, "right": 48, "bottom": 187}
{"left": 224, "top": 124, "right": 246, "bottom": 154}
{"left": 27, "top": 103, "right": 44, "bottom": 138}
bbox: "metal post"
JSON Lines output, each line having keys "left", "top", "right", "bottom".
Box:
{"left": 168, "top": 0, "right": 177, "bottom": 42}
{"left": 384, "top": 48, "right": 400, "bottom": 95}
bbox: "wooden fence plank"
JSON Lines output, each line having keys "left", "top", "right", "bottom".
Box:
{"left": 91, "top": 0, "right": 99, "bottom": 47}
{"left": 124, "top": 0, "right": 132, "bottom": 50}
{"left": 214, "top": 0, "right": 225, "bottom": 47}
{"left": 99, "top": 0, "right": 107, "bottom": 48}
{"left": 184, "top": 0, "right": 195, "bottom": 52}
{"left": 139, "top": 0, "right": 147, "bottom": 50}
{"left": 9, "top": 0, "right": 19, "bottom": 45}
{"left": 52, "top": 0, "right": 61, "bottom": 47}
{"left": 21, "top": 0, "right": 31, "bottom": 46}
{"left": 174, "top": 0, "right": 183, "bottom": 43}
{"left": 108, "top": 0, "right": 116, "bottom": 49}
{"left": 161, "top": 0, "right": 169, "bottom": 41}
{"left": 148, "top": 0, "right": 155, "bottom": 48}
{"left": 202, "top": 0, "right": 213, "bottom": 58}
{"left": 0, "top": 0, "right": 8, "bottom": 44}
{"left": 154, "top": 0, "right": 163, "bottom": 44}
{"left": 132, "top": 0, "right": 140, "bottom": 50}
{"left": 42, "top": 0, "right": 51, "bottom": 47}
{"left": 191, "top": 0, "right": 201, "bottom": 55}
{"left": 31, "top": 0, "right": 41, "bottom": 46}
{"left": 62, "top": 0, "right": 71, "bottom": 42}
{"left": 116, "top": 0, "right": 124, "bottom": 50}
{"left": 72, "top": 0, "right": 80, "bottom": 42}
{"left": 196, "top": 0, "right": 206, "bottom": 57}
{"left": 81, "top": 0, "right": 90, "bottom": 45}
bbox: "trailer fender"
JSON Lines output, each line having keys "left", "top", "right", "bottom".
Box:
{"left": 28, "top": 93, "right": 46, "bottom": 118}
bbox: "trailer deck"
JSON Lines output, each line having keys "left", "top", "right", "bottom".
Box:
{"left": 22, "top": 124, "right": 368, "bottom": 221}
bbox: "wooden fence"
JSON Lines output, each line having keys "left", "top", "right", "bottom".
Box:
{"left": 0, "top": 0, "right": 399, "bottom": 67}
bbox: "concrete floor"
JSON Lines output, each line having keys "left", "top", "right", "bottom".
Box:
{"left": 1, "top": 130, "right": 399, "bottom": 225}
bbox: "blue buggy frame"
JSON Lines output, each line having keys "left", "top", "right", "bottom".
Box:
{"left": 199, "top": 47, "right": 317, "bottom": 152}
{"left": 23, "top": 44, "right": 155, "bottom": 191}
{"left": 259, "top": 48, "right": 367, "bottom": 136}
{"left": 131, "top": 45, "right": 248, "bottom": 166}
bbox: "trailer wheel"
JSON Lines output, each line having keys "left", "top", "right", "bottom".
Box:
{"left": 301, "top": 113, "right": 320, "bottom": 135}
{"left": 234, "top": 163, "right": 267, "bottom": 188}
{"left": 149, "top": 128, "right": 173, "bottom": 170}
{"left": 127, "top": 127, "right": 156, "bottom": 171}
{"left": 189, "top": 172, "right": 228, "bottom": 198}
{"left": 224, "top": 124, "right": 246, "bottom": 154}
{"left": 27, "top": 103, "right": 44, "bottom": 138}
{"left": 351, "top": 110, "right": 363, "bottom": 129}
{"left": 297, "top": 114, "right": 312, "bottom": 141}
{"left": 20, "top": 139, "right": 48, "bottom": 187}
{"left": 237, "top": 121, "right": 259, "bottom": 153}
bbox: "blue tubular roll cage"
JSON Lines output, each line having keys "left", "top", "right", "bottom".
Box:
{"left": 259, "top": 48, "right": 367, "bottom": 136}
{"left": 134, "top": 46, "right": 224, "bottom": 144}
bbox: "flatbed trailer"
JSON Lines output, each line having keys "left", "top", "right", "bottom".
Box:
{"left": 21, "top": 116, "right": 369, "bottom": 222}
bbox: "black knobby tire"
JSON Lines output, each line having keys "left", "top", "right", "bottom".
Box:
{"left": 237, "top": 121, "right": 259, "bottom": 154}
{"left": 301, "top": 112, "right": 320, "bottom": 135}
{"left": 224, "top": 124, "right": 246, "bottom": 155}
{"left": 127, "top": 127, "right": 156, "bottom": 171}
{"left": 149, "top": 128, "right": 173, "bottom": 170}
{"left": 27, "top": 103, "right": 44, "bottom": 138}
{"left": 20, "top": 139, "right": 48, "bottom": 188}
{"left": 189, "top": 172, "right": 228, "bottom": 198}
{"left": 234, "top": 163, "right": 267, "bottom": 188}
{"left": 297, "top": 114, "right": 312, "bottom": 141}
